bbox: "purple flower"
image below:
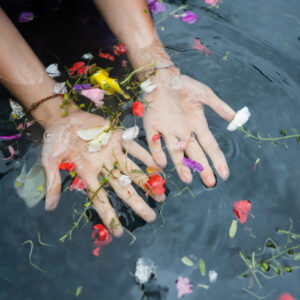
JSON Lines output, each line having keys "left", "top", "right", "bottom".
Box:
{"left": 74, "top": 84, "right": 82, "bottom": 93}
{"left": 182, "top": 158, "right": 204, "bottom": 172}
{"left": 82, "top": 83, "right": 91, "bottom": 90}
{"left": 18, "top": 12, "right": 34, "bottom": 23}
{"left": 181, "top": 10, "right": 198, "bottom": 24}
{"left": 147, "top": 0, "right": 166, "bottom": 14}
{"left": 0, "top": 134, "right": 22, "bottom": 140}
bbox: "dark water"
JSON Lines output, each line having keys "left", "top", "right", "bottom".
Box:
{"left": 1, "top": 0, "right": 300, "bottom": 299}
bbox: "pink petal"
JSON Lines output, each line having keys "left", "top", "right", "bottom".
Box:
{"left": 81, "top": 88, "right": 105, "bottom": 107}
{"left": 3, "top": 145, "right": 15, "bottom": 160}
{"left": 176, "top": 276, "right": 193, "bottom": 298}
{"left": 277, "top": 292, "right": 295, "bottom": 300}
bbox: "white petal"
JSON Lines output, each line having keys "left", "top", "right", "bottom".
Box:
{"left": 135, "top": 258, "right": 156, "bottom": 284}
{"left": 46, "top": 63, "right": 61, "bottom": 78}
{"left": 140, "top": 78, "right": 157, "bottom": 93}
{"left": 227, "top": 106, "right": 251, "bottom": 131}
{"left": 10, "top": 98, "right": 25, "bottom": 119}
{"left": 122, "top": 126, "right": 139, "bottom": 142}
{"left": 53, "top": 82, "right": 67, "bottom": 94}
{"left": 76, "top": 125, "right": 109, "bottom": 141}
{"left": 87, "top": 130, "right": 111, "bottom": 151}
{"left": 88, "top": 144, "right": 101, "bottom": 153}
{"left": 208, "top": 270, "right": 218, "bottom": 283}
{"left": 119, "top": 175, "right": 131, "bottom": 187}
{"left": 82, "top": 52, "right": 94, "bottom": 60}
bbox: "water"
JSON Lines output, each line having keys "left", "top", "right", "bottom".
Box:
{"left": 1, "top": 0, "right": 300, "bottom": 299}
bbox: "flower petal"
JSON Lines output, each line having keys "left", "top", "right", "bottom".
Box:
{"left": 227, "top": 106, "right": 251, "bottom": 131}
{"left": 122, "top": 126, "right": 139, "bottom": 142}
{"left": 76, "top": 125, "right": 109, "bottom": 141}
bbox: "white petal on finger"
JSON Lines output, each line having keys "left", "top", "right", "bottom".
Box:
{"left": 119, "top": 174, "right": 131, "bottom": 187}
{"left": 122, "top": 126, "right": 139, "bottom": 142}
{"left": 227, "top": 106, "right": 251, "bottom": 131}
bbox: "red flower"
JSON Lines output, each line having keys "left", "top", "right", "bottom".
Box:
{"left": 58, "top": 160, "right": 75, "bottom": 172}
{"left": 132, "top": 101, "right": 144, "bottom": 117}
{"left": 69, "top": 61, "right": 90, "bottom": 76}
{"left": 277, "top": 293, "right": 294, "bottom": 300}
{"left": 113, "top": 43, "right": 127, "bottom": 55}
{"left": 70, "top": 176, "right": 86, "bottom": 191}
{"left": 233, "top": 200, "right": 251, "bottom": 224}
{"left": 145, "top": 174, "right": 166, "bottom": 195}
{"left": 152, "top": 134, "right": 161, "bottom": 142}
{"left": 91, "top": 224, "right": 112, "bottom": 256}
{"left": 98, "top": 51, "right": 115, "bottom": 61}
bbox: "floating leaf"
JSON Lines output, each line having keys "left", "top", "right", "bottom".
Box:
{"left": 181, "top": 256, "right": 194, "bottom": 267}
{"left": 281, "top": 129, "right": 286, "bottom": 136}
{"left": 294, "top": 252, "right": 300, "bottom": 260}
{"left": 37, "top": 184, "right": 44, "bottom": 193}
{"left": 197, "top": 283, "right": 209, "bottom": 289}
{"left": 229, "top": 219, "right": 238, "bottom": 238}
{"left": 75, "top": 286, "right": 83, "bottom": 297}
{"left": 199, "top": 258, "right": 205, "bottom": 276}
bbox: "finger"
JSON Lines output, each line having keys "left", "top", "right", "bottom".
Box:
{"left": 145, "top": 128, "right": 167, "bottom": 167}
{"left": 122, "top": 140, "right": 159, "bottom": 168}
{"left": 196, "top": 118, "right": 229, "bottom": 180}
{"left": 101, "top": 165, "right": 156, "bottom": 222}
{"left": 42, "top": 156, "right": 62, "bottom": 211}
{"left": 164, "top": 135, "right": 193, "bottom": 183}
{"left": 86, "top": 177, "right": 123, "bottom": 237}
{"left": 184, "top": 138, "right": 216, "bottom": 188}
{"left": 117, "top": 154, "right": 165, "bottom": 203}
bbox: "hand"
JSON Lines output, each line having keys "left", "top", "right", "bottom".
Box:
{"left": 41, "top": 110, "right": 165, "bottom": 237}
{"left": 143, "top": 68, "right": 236, "bottom": 187}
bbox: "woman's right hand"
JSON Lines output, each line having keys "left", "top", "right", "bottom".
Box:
{"left": 42, "top": 109, "right": 165, "bottom": 237}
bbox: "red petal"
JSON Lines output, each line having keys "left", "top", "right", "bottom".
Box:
{"left": 92, "top": 247, "right": 101, "bottom": 257}
{"left": 98, "top": 51, "right": 115, "bottom": 61}
{"left": 277, "top": 292, "right": 295, "bottom": 300}
{"left": 145, "top": 174, "right": 166, "bottom": 195}
{"left": 117, "top": 43, "right": 127, "bottom": 54}
{"left": 152, "top": 134, "right": 161, "bottom": 142}
{"left": 132, "top": 101, "right": 144, "bottom": 117}
{"left": 233, "top": 200, "right": 251, "bottom": 224}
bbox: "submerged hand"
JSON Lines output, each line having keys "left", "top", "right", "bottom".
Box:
{"left": 143, "top": 68, "right": 236, "bottom": 187}
{"left": 42, "top": 110, "right": 165, "bottom": 236}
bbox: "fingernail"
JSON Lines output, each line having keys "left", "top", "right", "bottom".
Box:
{"left": 145, "top": 210, "right": 156, "bottom": 222}
{"left": 156, "top": 194, "right": 166, "bottom": 202}
{"left": 207, "top": 174, "right": 216, "bottom": 186}
{"left": 221, "top": 168, "right": 229, "bottom": 180}
{"left": 183, "top": 171, "right": 192, "bottom": 182}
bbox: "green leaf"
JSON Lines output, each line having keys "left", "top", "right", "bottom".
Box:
{"left": 70, "top": 171, "right": 76, "bottom": 177}
{"left": 16, "top": 180, "right": 24, "bottom": 188}
{"left": 75, "top": 286, "right": 83, "bottom": 297}
{"left": 103, "top": 83, "right": 110, "bottom": 90}
{"left": 297, "top": 137, "right": 300, "bottom": 144}
{"left": 281, "top": 128, "right": 286, "bottom": 136}
{"left": 143, "top": 9, "right": 148, "bottom": 13}
{"left": 229, "top": 219, "right": 238, "bottom": 238}
{"left": 79, "top": 103, "right": 85, "bottom": 108}
{"left": 199, "top": 258, "right": 205, "bottom": 276}
{"left": 61, "top": 110, "right": 68, "bottom": 117}
{"left": 64, "top": 94, "right": 69, "bottom": 100}
{"left": 197, "top": 283, "right": 209, "bottom": 289}
{"left": 181, "top": 256, "right": 194, "bottom": 267}
{"left": 37, "top": 184, "right": 44, "bottom": 193}
{"left": 294, "top": 252, "right": 300, "bottom": 260}
{"left": 66, "top": 80, "right": 72, "bottom": 88}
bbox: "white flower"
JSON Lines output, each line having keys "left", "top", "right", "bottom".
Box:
{"left": 82, "top": 52, "right": 94, "bottom": 60}
{"left": 10, "top": 99, "right": 25, "bottom": 119}
{"left": 53, "top": 82, "right": 67, "bottom": 94}
{"left": 119, "top": 175, "right": 131, "bottom": 187}
{"left": 45, "top": 63, "right": 61, "bottom": 78}
{"left": 208, "top": 270, "right": 218, "bottom": 283}
{"left": 227, "top": 106, "right": 251, "bottom": 131}
{"left": 134, "top": 257, "right": 156, "bottom": 284}
{"left": 140, "top": 78, "right": 157, "bottom": 93}
{"left": 122, "top": 126, "right": 139, "bottom": 142}
{"left": 76, "top": 125, "right": 111, "bottom": 152}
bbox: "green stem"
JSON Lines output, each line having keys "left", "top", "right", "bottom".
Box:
{"left": 120, "top": 64, "right": 156, "bottom": 85}
{"left": 277, "top": 230, "right": 300, "bottom": 239}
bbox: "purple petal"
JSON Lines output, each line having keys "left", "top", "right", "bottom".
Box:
{"left": 181, "top": 10, "right": 198, "bottom": 24}
{"left": 147, "top": 0, "right": 157, "bottom": 6}
{"left": 0, "top": 134, "right": 22, "bottom": 140}
{"left": 182, "top": 157, "right": 204, "bottom": 172}
{"left": 73, "top": 84, "right": 82, "bottom": 93}
{"left": 150, "top": 2, "right": 166, "bottom": 14}
{"left": 18, "top": 12, "right": 34, "bottom": 23}
{"left": 82, "top": 83, "right": 91, "bottom": 90}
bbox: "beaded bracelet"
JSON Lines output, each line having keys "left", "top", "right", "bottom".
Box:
{"left": 27, "top": 93, "right": 64, "bottom": 113}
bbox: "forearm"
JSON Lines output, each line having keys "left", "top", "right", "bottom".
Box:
{"left": 0, "top": 8, "right": 65, "bottom": 129}
{"left": 93, "top": 0, "right": 173, "bottom": 69}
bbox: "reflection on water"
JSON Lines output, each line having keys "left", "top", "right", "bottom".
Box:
{"left": 1, "top": 0, "right": 300, "bottom": 299}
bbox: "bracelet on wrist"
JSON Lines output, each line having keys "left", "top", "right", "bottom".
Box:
{"left": 27, "top": 93, "right": 64, "bottom": 113}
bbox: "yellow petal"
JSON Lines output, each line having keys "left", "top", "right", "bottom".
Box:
{"left": 76, "top": 125, "right": 108, "bottom": 141}
{"left": 87, "top": 129, "right": 111, "bottom": 152}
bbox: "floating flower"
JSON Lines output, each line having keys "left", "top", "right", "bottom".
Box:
{"left": 69, "top": 61, "right": 90, "bottom": 76}
{"left": 176, "top": 276, "right": 193, "bottom": 298}
{"left": 132, "top": 101, "right": 144, "bottom": 117}
{"left": 208, "top": 270, "right": 218, "bottom": 283}
{"left": 0, "top": 134, "right": 21, "bottom": 140}
{"left": 181, "top": 10, "right": 198, "bottom": 24}
{"left": 122, "top": 126, "right": 139, "bottom": 142}
{"left": 119, "top": 175, "right": 132, "bottom": 187}
{"left": 227, "top": 106, "right": 251, "bottom": 131}
{"left": 277, "top": 292, "right": 295, "bottom": 300}
{"left": 135, "top": 257, "right": 156, "bottom": 284}
{"left": 70, "top": 176, "right": 86, "bottom": 191}
{"left": 46, "top": 63, "right": 61, "bottom": 78}
{"left": 10, "top": 99, "right": 25, "bottom": 119}
{"left": 145, "top": 174, "right": 166, "bottom": 195}
{"left": 53, "top": 82, "right": 67, "bottom": 94}
{"left": 90, "top": 70, "right": 129, "bottom": 98}
{"left": 140, "top": 78, "right": 157, "bottom": 93}
{"left": 82, "top": 52, "right": 94, "bottom": 60}
{"left": 205, "top": 0, "right": 219, "bottom": 5}
{"left": 113, "top": 43, "right": 127, "bottom": 56}
{"left": 152, "top": 134, "right": 161, "bottom": 142}
{"left": 146, "top": 166, "right": 161, "bottom": 174}
{"left": 3, "top": 145, "right": 15, "bottom": 160}
{"left": 18, "top": 12, "right": 34, "bottom": 23}
{"left": 91, "top": 224, "right": 112, "bottom": 256}
{"left": 58, "top": 160, "right": 76, "bottom": 172}
{"left": 182, "top": 158, "right": 204, "bottom": 172}
{"left": 81, "top": 88, "right": 105, "bottom": 107}
{"left": 76, "top": 125, "right": 111, "bottom": 152}
{"left": 193, "top": 39, "right": 213, "bottom": 57}
{"left": 98, "top": 51, "right": 115, "bottom": 61}
{"left": 233, "top": 200, "right": 251, "bottom": 224}
{"left": 147, "top": 0, "right": 166, "bottom": 14}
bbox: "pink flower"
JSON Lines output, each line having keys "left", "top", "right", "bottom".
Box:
{"left": 205, "top": 0, "right": 219, "bottom": 5}
{"left": 193, "top": 39, "right": 213, "bottom": 57}
{"left": 81, "top": 88, "right": 105, "bottom": 107}
{"left": 176, "top": 276, "right": 193, "bottom": 298}
{"left": 181, "top": 11, "right": 198, "bottom": 24}
{"left": 3, "top": 145, "right": 15, "bottom": 160}
{"left": 70, "top": 176, "right": 87, "bottom": 191}
{"left": 277, "top": 292, "right": 295, "bottom": 300}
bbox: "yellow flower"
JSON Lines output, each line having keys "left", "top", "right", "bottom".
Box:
{"left": 90, "top": 70, "right": 129, "bottom": 99}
